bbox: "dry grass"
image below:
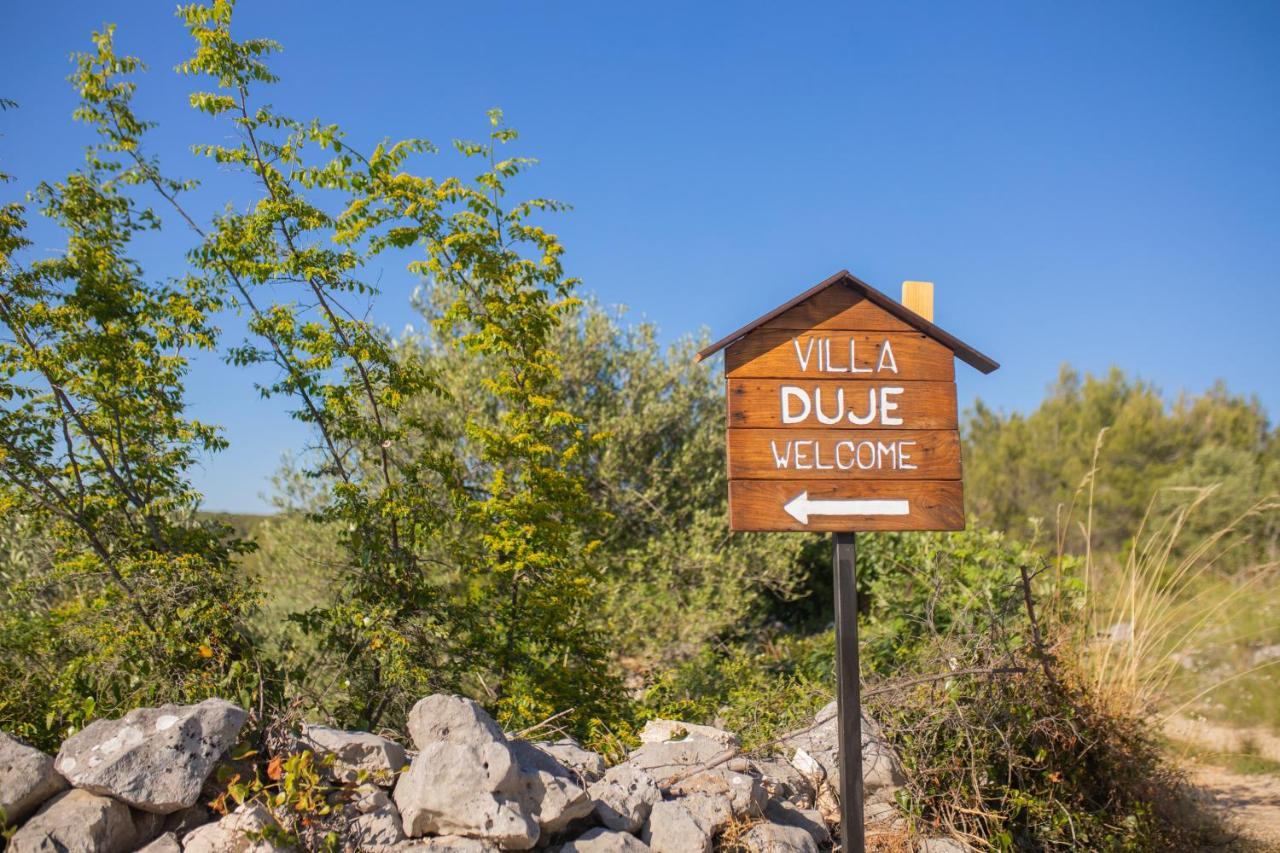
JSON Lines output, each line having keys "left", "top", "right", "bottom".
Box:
{"left": 1057, "top": 430, "right": 1280, "bottom": 728}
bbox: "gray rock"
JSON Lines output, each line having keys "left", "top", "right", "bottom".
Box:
{"left": 558, "top": 828, "right": 651, "bottom": 853}
{"left": 531, "top": 738, "right": 606, "bottom": 783}
{"left": 393, "top": 695, "right": 537, "bottom": 849}
{"left": 672, "top": 792, "right": 733, "bottom": 835}
{"left": 783, "top": 701, "right": 904, "bottom": 796}
{"left": 298, "top": 724, "right": 407, "bottom": 785}
{"left": 55, "top": 699, "right": 247, "bottom": 814}
{"left": 181, "top": 801, "right": 293, "bottom": 853}
{"left": 163, "top": 803, "right": 214, "bottom": 837}
{"left": 625, "top": 739, "right": 728, "bottom": 784}
{"left": 588, "top": 764, "right": 661, "bottom": 833}
{"left": 750, "top": 758, "right": 814, "bottom": 808}
{"left": 510, "top": 740, "right": 595, "bottom": 836}
{"left": 348, "top": 798, "right": 405, "bottom": 849}
{"left": 0, "top": 731, "right": 68, "bottom": 826}
{"left": 406, "top": 694, "right": 505, "bottom": 751}
{"left": 135, "top": 832, "right": 182, "bottom": 853}
{"left": 863, "top": 801, "right": 900, "bottom": 825}
{"left": 637, "top": 720, "right": 739, "bottom": 751}
{"left": 131, "top": 808, "right": 167, "bottom": 848}
{"left": 640, "top": 801, "right": 710, "bottom": 853}
{"left": 9, "top": 789, "right": 137, "bottom": 853}
{"left": 669, "top": 769, "right": 765, "bottom": 818}
{"left": 380, "top": 837, "right": 500, "bottom": 853}
{"left": 353, "top": 783, "right": 393, "bottom": 814}
{"left": 917, "top": 839, "right": 968, "bottom": 853}
{"left": 739, "top": 822, "right": 818, "bottom": 853}
{"left": 763, "top": 800, "right": 830, "bottom": 847}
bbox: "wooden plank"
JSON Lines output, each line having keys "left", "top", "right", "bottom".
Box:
{"left": 727, "top": 429, "right": 961, "bottom": 480}
{"left": 725, "top": 331, "right": 953, "bottom": 381}
{"left": 729, "top": 479, "right": 965, "bottom": 532}
{"left": 759, "top": 285, "right": 913, "bottom": 332}
{"left": 901, "top": 281, "right": 934, "bottom": 322}
{"left": 727, "top": 379, "right": 958, "bottom": 430}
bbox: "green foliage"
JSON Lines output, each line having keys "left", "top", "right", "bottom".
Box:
{"left": 394, "top": 296, "right": 813, "bottom": 671}
{"left": 0, "top": 40, "right": 266, "bottom": 748}
{"left": 4, "top": 0, "right": 633, "bottom": 744}
{"left": 640, "top": 630, "right": 833, "bottom": 751}
{"left": 856, "top": 529, "right": 1203, "bottom": 849}
{"left": 965, "top": 365, "right": 1278, "bottom": 559}
{"left": 168, "top": 0, "right": 621, "bottom": 733}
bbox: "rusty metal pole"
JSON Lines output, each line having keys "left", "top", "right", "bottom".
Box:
{"left": 833, "top": 532, "right": 865, "bottom": 853}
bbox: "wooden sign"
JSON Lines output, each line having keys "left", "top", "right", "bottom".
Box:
{"left": 696, "top": 270, "right": 998, "bottom": 532}
{"left": 695, "top": 271, "right": 999, "bottom": 853}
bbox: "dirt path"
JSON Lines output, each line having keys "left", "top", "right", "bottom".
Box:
{"left": 1166, "top": 716, "right": 1280, "bottom": 850}
{"left": 1187, "top": 762, "right": 1280, "bottom": 850}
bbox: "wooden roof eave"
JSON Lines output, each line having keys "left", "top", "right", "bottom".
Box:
{"left": 694, "top": 269, "right": 999, "bottom": 374}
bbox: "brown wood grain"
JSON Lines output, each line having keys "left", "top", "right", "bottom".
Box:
{"left": 728, "top": 479, "right": 965, "bottom": 532}
{"left": 725, "top": 331, "right": 954, "bottom": 381}
{"left": 727, "top": 379, "right": 958, "bottom": 430}
{"left": 759, "top": 286, "right": 913, "bottom": 332}
{"left": 727, "top": 429, "right": 961, "bottom": 480}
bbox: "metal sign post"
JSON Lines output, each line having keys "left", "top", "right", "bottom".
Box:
{"left": 833, "top": 532, "right": 864, "bottom": 853}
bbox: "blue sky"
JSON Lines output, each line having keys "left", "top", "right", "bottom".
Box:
{"left": 2, "top": 1, "right": 1277, "bottom": 513}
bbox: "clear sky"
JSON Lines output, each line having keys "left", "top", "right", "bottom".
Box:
{"left": 2, "top": 1, "right": 1278, "bottom": 513}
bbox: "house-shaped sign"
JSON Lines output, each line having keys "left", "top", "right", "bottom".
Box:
{"left": 696, "top": 270, "right": 999, "bottom": 532}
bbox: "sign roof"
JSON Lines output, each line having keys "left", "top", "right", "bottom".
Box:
{"left": 695, "top": 270, "right": 999, "bottom": 374}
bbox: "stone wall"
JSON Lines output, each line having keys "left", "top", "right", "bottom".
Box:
{"left": 1, "top": 694, "right": 964, "bottom": 853}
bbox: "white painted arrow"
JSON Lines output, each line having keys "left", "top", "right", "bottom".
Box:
{"left": 782, "top": 491, "right": 910, "bottom": 524}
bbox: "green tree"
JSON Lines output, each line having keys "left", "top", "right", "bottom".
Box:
{"left": 965, "top": 365, "right": 1278, "bottom": 561}
{"left": 75, "top": 0, "right": 626, "bottom": 732}
{"left": 0, "top": 64, "right": 264, "bottom": 747}
{"left": 391, "top": 294, "right": 811, "bottom": 670}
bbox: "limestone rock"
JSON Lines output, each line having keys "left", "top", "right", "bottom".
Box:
{"left": 625, "top": 739, "right": 728, "bottom": 784}
{"left": 0, "top": 731, "right": 68, "bottom": 825}
{"left": 353, "top": 783, "right": 393, "bottom": 814}
{"left": 393, "top": 695, "right": 537, "bottom": 849}
{"left": 673, "top": 792, "right": 733, "bottom": 835}
{"left": 763, "top": 800, "right": 830, "bottom": 847}
{"left": 588, "top": 764, "right": 661, "bottom": 833}
{"left": 9, "top": 789, "right": 136, "bottom": 853}
{"left": 559, "top": 827, "right": 651, "bottom": 853}
{"left": 55, "top": 699, "right": 247, "bottom": 814}
{"left": 750, "top": 758, "right": 814, "bottom": 808}
{"left": 164, "top": 803, "right": 214, "bottom": 837}
{"left": 509, "top": 739, "right": 594, "bottom": 836}
{"left": 739, "top": 822, "right": 818, "bottom": 853}
{"left": 669, "top": 769, "right": 765, "bottom": 818}
{"left": 182, "top": 801, "right": 293, "bottom": 853}
{"left": 782, "top": 701, "right": 904, "bottom": 796}
{"left": 380, "top": 836, "right": 500, "bottom": 852}
{"left": 917, "top": 839, "right": 968, "bottom": 853}
{"left": 298, "top": 724, "right": 407, "bottom": 785}
{"left": 406, "top": 694, "right": 505, "bottom": 750}
{"left": 131, "top": 808, "right": 167, "bottom": 848}
{"left": 530, "top": 738, "right": 606, "bottom": 783}
{"left": 640, "top": 800, "right": 710, "bottom": 853}
{"left": 863, "top": 800, "right": 902, "bottom": 827}
{"left": 638, "top": 720, "right": 739, "bottom": 751}
{"left": 136, "top": 833, "right": 182, "bottom": 853}
{"left": 348, "top": 797, "right": 405, "bottom": 849}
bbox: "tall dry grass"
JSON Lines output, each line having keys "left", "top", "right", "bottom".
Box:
{"left": 1055, "top": 430, "right": 1280, "bottom": 727}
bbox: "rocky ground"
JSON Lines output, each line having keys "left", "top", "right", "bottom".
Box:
{"left": 0, "top": 695, "right": 962, "bottom": 853}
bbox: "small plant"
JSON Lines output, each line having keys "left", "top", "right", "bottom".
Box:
{"left": 212, "top": 747, "right": 346, "bottom": 852}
